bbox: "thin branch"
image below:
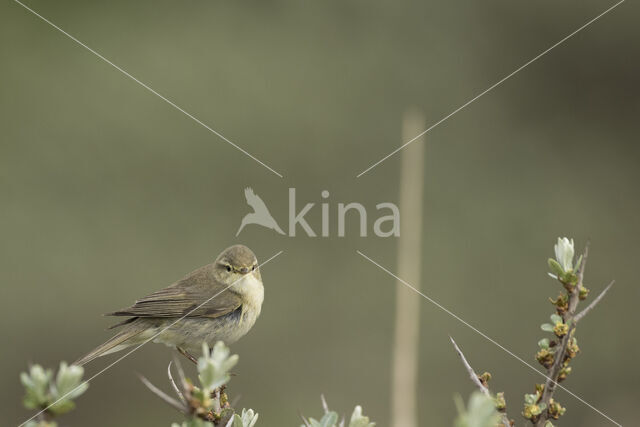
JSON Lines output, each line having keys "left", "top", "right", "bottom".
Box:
{"left": 450, "top": 337, "right": 511, "bottom": 427}
{"left": 299, "top": 412, "right": 311, "bottom": 427}
{"left": 450, "top": 337, "right": 489, "bottom": 396}
{"left": 575, "top": 281, "right": 614, "bottom": 324}
{"left": 536, "top": 323, "right": 574, "bottom": 424}
{"left": 537, "top": 307, "right": 579, "bottom": 424}
{"left": 138, "top": 374, "right": 187, "bottom": 413}
{"left": 536, "top": 245, "right": 592, "bottom": 426}
{"left": 172, "top": 355, "right": 188, "bottom": 389}
{"left": 321, "top": 394, "right": 330, "bottom": 413}
{"left": 167, "top": 361, "right": 186, "bottom": 404}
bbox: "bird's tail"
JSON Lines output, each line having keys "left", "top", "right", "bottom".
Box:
{"left": 74, "top": 326, "right": 145, "bottom": 366}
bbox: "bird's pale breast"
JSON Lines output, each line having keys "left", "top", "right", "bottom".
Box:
{"left": 152, "top": 274, "right": 264, "bottom": 354}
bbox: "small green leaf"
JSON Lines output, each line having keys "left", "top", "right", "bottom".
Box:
{"left": 349, "top": 405, "right": 375, "bottom": 427}
{"left": 541, "top": 323, "right": 554, "bottom": 332}
{"left": 538, "top": 338, "right": 550, "bottom": 349}
{"left": 318, "top": 411, "right": 339, "bottom": 427}
{"left": 550, "top": 314, "right": 562, "bottom": 325}
{"left": 48, "top": 399, "right": 75, "bottom": 415}
{"left": 548, "top": 258, "right": 564, "bottom": 276}
{"left": 302, "top": 396, "right": 374, "bottom": 427}
{"left": 54, "top": 362, "right": 88, "bottom": 401}
{"left": 198, "top": 342, "right": 239, "bottom": 392}
{"left": 227, "top": 408, "right": 259, "bottom": 427}
{"left": 21, "top": 362, "right": 87, "bottom": 416}
{"left": 573, "top": 254, "right": 583, "bottom": 272}
{"left": 21, "top": 365, "right": 53, "bottom": 409}
{"left": 454, "top": 391, "right": 501, "bottom": 427}
{"left": 228, "top": 414, "right": 243, "bottom": 427}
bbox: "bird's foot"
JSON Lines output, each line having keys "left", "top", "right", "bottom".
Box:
{"left": 176, "top": 346, "right": 198, "bottom": 365}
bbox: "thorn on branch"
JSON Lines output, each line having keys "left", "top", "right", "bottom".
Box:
{"left": 574, "top": 281, "right": 614, "bottom": 324}
{"left": 138, "top": 373, "right": 187, "bottom": 414}
{"left": 450, "top": 337, "right": 489, "bottom": 396}
{"left": 299, "top": 410, "right": 311, "bottom": 427}
{"left": 450, "top": 337, "right": 512, "bottom": 427}
{"left": 321, "top": 394, "right": 330, "bottom": 413}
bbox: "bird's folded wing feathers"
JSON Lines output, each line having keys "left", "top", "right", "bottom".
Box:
{"left": 106, "top": 278, "right": 242, "bottom": 319}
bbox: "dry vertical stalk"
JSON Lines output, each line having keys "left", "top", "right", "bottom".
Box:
{"left": 391, "top": 109, "right": 425, "bottom": 427}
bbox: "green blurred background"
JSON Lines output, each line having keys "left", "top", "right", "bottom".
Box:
{"left": 1, "top": 0, "right": 638, "bottom": 425}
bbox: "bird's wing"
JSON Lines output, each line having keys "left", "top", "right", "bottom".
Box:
{"left": 106, "top": 275, "right": 242, "bottom": 319}
{"left": 244, "top": 187, "right": 270, "bottom": 215}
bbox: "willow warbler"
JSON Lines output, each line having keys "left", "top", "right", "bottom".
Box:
{"left": 75, "top": 245, "right": 263, "bottom": 365}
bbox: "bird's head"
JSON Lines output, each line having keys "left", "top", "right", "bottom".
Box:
{"left": 215, "top": 244, "right": 260, "bottom": 283}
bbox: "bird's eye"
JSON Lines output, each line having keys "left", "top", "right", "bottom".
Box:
{"left": 225, "top": 265, "right": 232, "bottom": 272}
{"left": 251, "top": 265, "right": 256, "bottom": 271}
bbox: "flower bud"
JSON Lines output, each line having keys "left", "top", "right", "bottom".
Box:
{"left": 554, "top": 238, "right": 575, "bottom": 272}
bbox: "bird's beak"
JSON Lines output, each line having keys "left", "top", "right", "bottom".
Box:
{"left": 238, "top": 266, "right": 250, "bottom": 275}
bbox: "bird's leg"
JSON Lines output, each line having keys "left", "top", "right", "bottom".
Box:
{"left": 176, "top": 346, "right": 198, "bottom": 365}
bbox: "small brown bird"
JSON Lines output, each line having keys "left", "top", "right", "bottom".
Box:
{"left": 75, "top": 245, "right": 263, "bottom": 366}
